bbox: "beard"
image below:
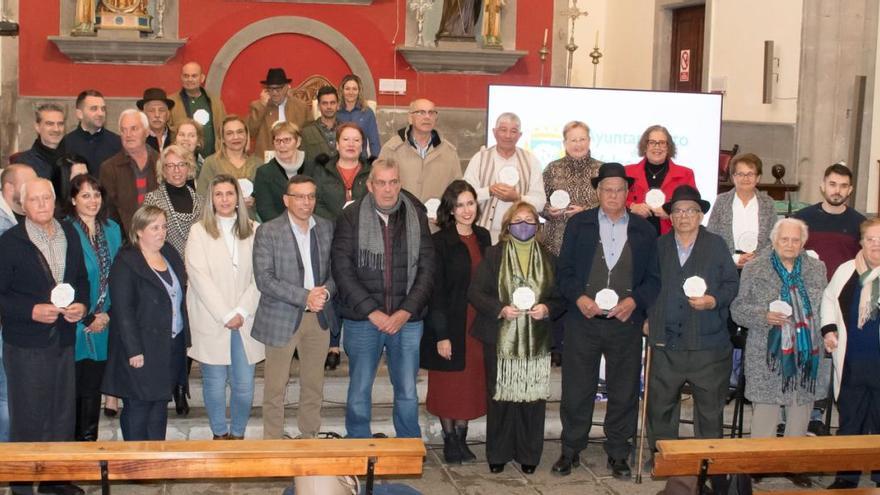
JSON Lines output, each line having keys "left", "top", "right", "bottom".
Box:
{"left": 824, "top": 193, "right": 849, "bottom": 206}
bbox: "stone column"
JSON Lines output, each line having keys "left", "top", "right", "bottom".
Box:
{"left": 0, "top": 0, "right": 19, "bottom": 164}
{"left": 795, "top": 0, "right": 879, "bottom": 207}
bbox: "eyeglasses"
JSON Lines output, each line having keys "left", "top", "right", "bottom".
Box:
{"left": 671, "top": 208, "right": 702, "bottom": 217}
{"left": 410, "top": 110, "right": 438, "bottom": 117}
{"left": 732, "top": 172, "right": 758, "bottom": 179}
{"left": 598, "top": 187, "right": 627, "bottom": 196}
{"left": 647, "top": 140, "right": 668, "bottom": 149}
{"left": 284, "top": 193, "right": 316, "bottom": 201}
{"left": 864, "top": 236, "right": 880, "bottom": 244}
{"left": 265, "top": 85, "right": 287, "bottom": 93}
{"left": 274, "top": 137, "right": 294, "bottom": 145}
{"left": 164, "top": 161, "right": 189, "bottom": 170}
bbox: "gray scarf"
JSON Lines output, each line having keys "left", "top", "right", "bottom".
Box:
{"left": 358, "top": 193, "right": 421, "bottom": 292}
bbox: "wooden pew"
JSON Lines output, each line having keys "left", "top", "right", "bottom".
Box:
{"left": 0, "top": 438, "right": 425, "bottom": 495}
{"left": 654, "top": 435, "right": 880, "bottom": 493}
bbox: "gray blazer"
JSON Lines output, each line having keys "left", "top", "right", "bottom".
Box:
{"left": 252, "top": 212, "right": 339, "bottom": 347}
{"left": 706, "top": 189, "right": 777, "bottom": 255}
{"left": 730, "top": 250, "right": 829, "bottom": 405}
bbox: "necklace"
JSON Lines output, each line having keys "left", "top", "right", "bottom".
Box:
{"left": 647, "top": 161, "right": 667, "bottom": 180}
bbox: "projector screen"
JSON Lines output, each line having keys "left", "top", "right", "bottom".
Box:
{"left": 486, "top": 85, "right": 724, "bottom": 212}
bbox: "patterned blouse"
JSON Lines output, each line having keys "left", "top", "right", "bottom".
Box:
{"left": 540, "top": 155, "right": 603, "bottom": 255}
{"left": 143, "top": 183, "right": 203, "bottom": 258}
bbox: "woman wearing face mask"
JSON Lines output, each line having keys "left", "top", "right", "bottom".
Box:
{"left": 336, "top": 74, "right": 381, "bottom": 159}
{"left": 468, "top": 201, "right": 564, "bottom": 475}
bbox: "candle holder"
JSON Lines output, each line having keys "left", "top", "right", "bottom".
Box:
{"left": 589, "top": 41, "right": 602, "bottom": 88}
{"left": 539, "top": 39, "right": 550, "bottom": 86}
{"left": 409, "top": 0, "right": 436, "bottom": 47}
{"left": 155, "top": 0, "right": 166, "bottom": 38}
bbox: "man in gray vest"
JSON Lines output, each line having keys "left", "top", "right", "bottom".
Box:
{"left": 553, "top": 162, "right": 660, "bottom": 480}
{"left": 645, "top": 185, "right": 738, "bottom": 461}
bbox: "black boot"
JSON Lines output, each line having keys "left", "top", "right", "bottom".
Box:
{"left": 75, "top": 396, "right": 101, "bottom": 441}
{"left": 455, "top": 426, "right": 477, "bottom": 464}
{"left": 442, "top": 431, "right": 462, "bottom": 464}
{"left": 173, "top": 384, "right": 190, "bottom": 417}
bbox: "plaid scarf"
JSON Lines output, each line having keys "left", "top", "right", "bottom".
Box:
{"left": 768, "top": 252, "right": 820, "bottom": 393}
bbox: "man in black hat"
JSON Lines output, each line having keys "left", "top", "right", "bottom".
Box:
{"left": 554, "top": 162, "right": 660, "bottom": 480}
{"left": 645, "top": 185, "right": 738, "bottom": 461}
{"left": 247, "top": 68, "right": 312, "bottom": 161}
{"left": 137, "top": 88, "right": 174, "bottom": 154}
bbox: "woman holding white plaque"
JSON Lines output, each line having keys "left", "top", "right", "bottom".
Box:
{"left": 731, "top": 218, "right": 829, "bottom": 442}
{"left": 468, "top": 201, "right": 564, "bottom": 474}
{"left": 625, "top": 125, "right": 697, "bottom": 236}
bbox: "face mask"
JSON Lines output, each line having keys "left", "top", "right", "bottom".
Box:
{"left": 509, "top": 221, "right": 538, "bottom": 241}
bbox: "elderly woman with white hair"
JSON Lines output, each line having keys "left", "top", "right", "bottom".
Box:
{"left": 731, "top": 217, "right": 829, "bottom": 441}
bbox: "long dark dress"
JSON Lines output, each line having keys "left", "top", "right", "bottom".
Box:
{"left": 426, "top": 233, "right": 487, "bottom": 419}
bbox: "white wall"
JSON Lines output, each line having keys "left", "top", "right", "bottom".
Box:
{"left": 707, "top": 0, "right": 802, "bottom": 123}
{"left": 568, "top": 0, "right": 607, "bottom": 88}
{"left": 866, "top": 0, "right": 880, "bottom": 214}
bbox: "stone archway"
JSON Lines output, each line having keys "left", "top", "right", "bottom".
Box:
{"left": 205, "top": 16, "right": 376, "bottom": 100}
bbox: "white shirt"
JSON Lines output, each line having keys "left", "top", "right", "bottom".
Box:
{"left": 288, "top": 213, "right": 317, "bottom": 289}
{"left": 275, "top": 98, "right": 287, "bottom": 126}
{"left": 218, "top": 215, "right": 249, "bottom": 323}
{"left": 463, "top": 147, "right": 546, "bottom": 243}
{"left": 731, "top": 193, "right": 759, "bottom": 256}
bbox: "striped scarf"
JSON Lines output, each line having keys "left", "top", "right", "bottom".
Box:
{"left": 475, "top": 146, "right": 531, "bottom": 230}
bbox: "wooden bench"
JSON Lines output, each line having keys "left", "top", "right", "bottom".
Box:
{"left": 654, "top": 435, "right": 880, "bottom": 493}
{"left": 0, "top": 438, "right": 425, "bottom": 495}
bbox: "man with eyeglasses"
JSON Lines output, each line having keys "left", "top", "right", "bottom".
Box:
{"left": 300, "top": 85, "right": 340, "bottom": 164}
{"left": 554, "top": 162, "right": 659, "bottom": 480}
{"left": 332, "top": 159, "right": 434, "bottom": 439}
{"left": 247, "top": 68, "right": 312, "bottom": 161}
{"left": 644, "top": 185, "right": 738, "bottom": 482}
{"left": 252, "top": 175, "right": 338, "bottom": 439}
{"left": 463, "top": 112, "right": 546, "bottom": 243}
{"left": 378, "top": 98, "right": 462, "bottom": 205}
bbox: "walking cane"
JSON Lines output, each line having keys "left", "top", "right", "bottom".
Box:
{"left": 636, "top": 339, "right": 653, "bottom": 484}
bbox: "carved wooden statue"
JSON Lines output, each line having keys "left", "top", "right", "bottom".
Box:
{"left": 72, "top": 0, "right": 97, "bottom": 36}
{"left": 436, "top": 0, "right": 481, "bottom": 40}
{"left": 482, "top": 0, "right": 504, "bottom": 47}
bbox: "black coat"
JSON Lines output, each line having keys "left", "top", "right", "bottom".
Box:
{"left": 0, "top": 220, "right": 90, "bottom": 348}
{"left": 102, "top": 243, "right": 190, "bottom": 401}
{"left": 331, "top": 191, "right": 435, "bottom": 321}
{"left": 420, "top": 225, "right": 491, "bottom": 371}
{"left": 556, "top": 208, "right": 661, "bottom": 327}
{"left": 468, "top": 242, "right": 566, "bottom": 345}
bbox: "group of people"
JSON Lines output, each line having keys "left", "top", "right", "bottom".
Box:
{"left": 0, "top": 60, "right": 877, "bottom": 495}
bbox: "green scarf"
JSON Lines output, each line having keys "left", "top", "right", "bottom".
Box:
{"left": 495, "top": 238, "right": 554, "bottom": 402}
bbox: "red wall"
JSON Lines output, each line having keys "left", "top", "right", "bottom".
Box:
{"left": 19, "top": 1, "right": 554, "bottom": 115}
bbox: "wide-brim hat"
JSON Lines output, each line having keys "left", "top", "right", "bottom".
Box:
{"left": 590, "top": 162, "right": 635, "bottom": 189}
{"left": 136, "top": 87, "right": 175, "bottom": 110}
{"left": 662, "top": 185, "right": 711, "bottom": 215}
{"left": 261, "top": 68, "right": 292, "bottom": 85}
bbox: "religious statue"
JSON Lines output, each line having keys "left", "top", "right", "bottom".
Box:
{"left": 72, "top": 0, "right": 97, "bottom": 36}
{"left": 155, "top": 0, "right": 165, "bottom": 38}
{"left": 436, "top": 0, "right": 482, "bottom": 41}
{"left": 482, "top": 0, "right": 505, "bottom": 48}
{"left": 96, "top": 0, "right": 151, "bottom": 33}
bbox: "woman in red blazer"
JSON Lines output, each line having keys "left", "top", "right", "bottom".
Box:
{"left": 625, "top": 125, "right": 696, "bottom": 235}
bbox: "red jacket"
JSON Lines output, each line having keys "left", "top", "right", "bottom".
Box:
{"left": 625, "top": 158, "right": 696, "bottom": 234}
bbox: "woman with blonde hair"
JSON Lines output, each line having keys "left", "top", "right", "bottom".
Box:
{"left": 468, "top": 201, "right": 564, "bottom": 474}
{"left": 197, "top": 115, "right": 262, "bottom": 218}
{"left": 143, "top": 144, "right": 202, "bottom": 259}
{"left": 173, "top": 118, "right": 206, "bottom": 178}
{"left": 186, "top": 174, "right": 264, "bottom": 439}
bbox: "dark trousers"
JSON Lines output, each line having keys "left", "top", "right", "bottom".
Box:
{"left": 483, "top": 341, "right": 545, "bottom": 466}
{"left": 121, "top": 397, "right": 168, "bottom": 441}
{"left": 836, "top": 358, "right": 880, "bottom": 485}
{"left": 560, "top": 315, "right": 642, "bottom": 460}
{"left": 4, "top": 337, "right": 76, "bottom": 495}
{"left": 75, "top": 359, "right": 106, "bottom": 441}
{"left": 647, "top": 346, "right": 731, "bottom": 451}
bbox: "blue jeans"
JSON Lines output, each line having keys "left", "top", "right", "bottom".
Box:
{"left": 0, "top": 330, "right": 8, "bottom": 441}
{"left": 200, "top": 330, "right": 256, "bottom": 437}
{"left": 343, "top": 319, "right": 422, "bottom": 439}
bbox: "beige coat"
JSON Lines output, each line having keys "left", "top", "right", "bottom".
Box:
{"left": 247, "top": 95, "right": 312, "bottom": 161}
{"left": 378, "top": 128, "right": 462, "bottom": 203}
{"left": 185, "top": 221, "right": 265, "bottom": 365}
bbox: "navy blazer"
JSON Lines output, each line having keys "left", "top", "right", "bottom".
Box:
{"left": 556, "top": 207, "right": 660, "bottom": 326}
{"left": 0, "top": 220, "right": 90, "bottom": 348}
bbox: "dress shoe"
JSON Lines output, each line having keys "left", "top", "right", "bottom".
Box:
{"left": 213, "top": 433, "right": 229, "bottom": 440}
{"left": 827, "top": 478, "right": 858, "bottom": 489}
{"left": 520, "top": 464, "right": 536, "bottom": 474}
{"left": 229, "top": 435, "right": 244, "bottom": 440}
{"left": 325, "top": 350, "right": 341, "bottom": 370}
{"left": 489, "top": 463, "right": 505, "bottom": 473}
{"left": 785, "top": 473, "right": 812, "bottom": 488}
{"left": 37, "top": 483, "right": 85, "bottom": 495}
{"left": 551, "top": 452, "right": 580, "bottom": 476}
{"left": 173, "top": 384, "right": 190, "bottom": 417}
{"left": 607, "top": 457, "right": 631, "bottom": 480}
{"left": 103, "top": 405, "right": 118, "bottom": 418}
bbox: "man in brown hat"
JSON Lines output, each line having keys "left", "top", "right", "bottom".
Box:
{"left": 137, "top": 87, "right": 174, "bottom": 154}
{"left": 247, "top": 68, "right": 312, "bottom": 161}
